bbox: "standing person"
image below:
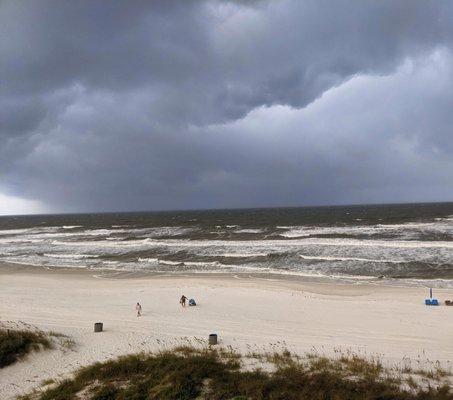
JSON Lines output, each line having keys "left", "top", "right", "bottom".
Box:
{"left": 136, "top": 302, "right": 142, "bottom": 317}
{"left": 180, "top": 295, "right": 187, "bottom": 307}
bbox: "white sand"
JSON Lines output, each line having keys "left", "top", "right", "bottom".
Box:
{"left": 1, "top": 269, "right": 453, "bottom": 399}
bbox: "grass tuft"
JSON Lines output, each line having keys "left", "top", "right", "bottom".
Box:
{"left": 0, "top": 328, "right": 52, "bottom": 368}
{"left": 19, "top": 346, "right": 453, "bottom": 400}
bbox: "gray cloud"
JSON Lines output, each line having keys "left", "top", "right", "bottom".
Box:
{"left": 1, "top": 0, "right": 453, "bottom": 213}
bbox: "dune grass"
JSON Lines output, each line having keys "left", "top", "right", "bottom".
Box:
{"left": 20, "top": 346, "right": 452, "bottom": 400}
{"left": 0, "top": 328, "right": 52, "bottom": 368}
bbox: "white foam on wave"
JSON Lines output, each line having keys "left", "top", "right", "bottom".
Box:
{"left": 51, "top": 239, "right": 128, "bottom": 247}
{"left": 0, "top": 229, "right": 32, "bottom": 236}
{"left": 51, "top": 236, "right": 453, "bottom": 251}
{"left": 0, "top": 227, "right": 59, "bottom": 236}
{"left": 29, "top": 232, "right": 87, "bottom": 239}
{"left": 137, "top": 258, "right": 230, "bottom": 268}
{"left": 234, "top": 229, "right": 264, "bottom": 234}
{"left": 5, "top": 248, "right": 453, "bottom": 287}
{"left": 83, "top": 229, "right": 127, "bottom": 235}
{"left": 146, "top": 264, "right": 243, "bottom": 274}
{"left": 23, "top": 229, "right": 126, "bottom": 240}
{"left": 279, "top": 232, "right": 310, "bottom": 238}
{"left": 5, "top": 217, "right": 453, "bottom": 284}
{"left": 299, "top": 254, "right": 401, "bottom": 263}
{"left": 0, "top": 237, "right": 45, "bottom": 244}
{"left": 435, "top": 216, "right": 453, "bottom": 222}
{"left": 43, "top": 253, "right": 99, "bottom": 259}
{"left": 183, "top": 261, "right": 221, "bottom": 267}
{"left": 278, "top": 225, "right": 377, "bottom": 238}
{"left": 154, "top": 259, "right": 222, "bottom": 268}
{"left": 9, "top": 225, "right": 238, "bottom": 246}
{"left": 43, "top": 228, "right": 128, "bottom": 238}
{"left": 117, "top": 226, "right": 197, "bottom": 238}
{"left": 62, "top": 225, "right": 83, "bottom": 229}
{"left": 158, "top": 259, "right": 183, "bottom": 266}
{"left": 297, "top": 238, "right": 453, "bottom": 249}
{"left": 220, "top": 252, "right": 269, "bottom": 258}
{"left": 278, "top": 219, "right": 453, "bottom": 239}
{"left": 138, "top": 257, "right": 159, "bottom": 263}
{"left": 143, "top": 226, "right": 196, "bottom": 237}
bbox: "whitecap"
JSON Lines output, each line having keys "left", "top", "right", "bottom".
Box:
{"left": 233, "top": 229, "right": 263, "bottom": 234}
{"left": 138, "top": 257, "right": 159, "bottom": 263}
{"left": 220, "top": 252, "right": 269, "bottom": 258}
{"left": 43, "top": 253, "right": 98, "bottom": 259}
{"left": 299, "top": 254, "right": 401, "bottom": 263}
{"left": 158, "top": 259, "right": 183, "bottom": 265}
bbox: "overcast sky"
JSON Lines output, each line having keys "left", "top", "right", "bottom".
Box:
{"left": 1, "top": 0, "right": 453, "bottom": 215}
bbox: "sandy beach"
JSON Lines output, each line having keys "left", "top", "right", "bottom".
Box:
{"left": 1, "top": 267, "right": 453, "bottom": 399}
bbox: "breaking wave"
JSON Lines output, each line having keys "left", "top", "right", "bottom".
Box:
{"left": 2, "top": 204, "right": 453, "bottom": 286}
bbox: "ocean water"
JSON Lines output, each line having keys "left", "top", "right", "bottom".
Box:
{"left": 1, "top": 203, "right": 453, "bottom": 286}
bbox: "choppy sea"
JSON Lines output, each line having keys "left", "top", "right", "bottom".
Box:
{"left": 2, "top": 203, "right": 453, "bottom": 287}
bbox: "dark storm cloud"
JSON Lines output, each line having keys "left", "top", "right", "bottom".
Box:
{"left": 1, "top": 0, "right": 453, "bottom": 213}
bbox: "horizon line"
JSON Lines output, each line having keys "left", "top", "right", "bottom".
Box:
{"left": 1, "top": 199, "right": 453, "bottom": 218}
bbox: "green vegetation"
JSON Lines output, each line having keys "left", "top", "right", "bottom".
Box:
{"left": 0, "top": 328, "right": 52, "bottom": 368}
{"left": 20, "top": 346, "right": 452, "bottom": 400}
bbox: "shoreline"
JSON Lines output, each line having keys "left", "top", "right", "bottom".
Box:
{"left": 2, "top": 261, "right": 452, "bottom": 290}
{"left": 1, "top": 266, "right": 453, "bottom": 399}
